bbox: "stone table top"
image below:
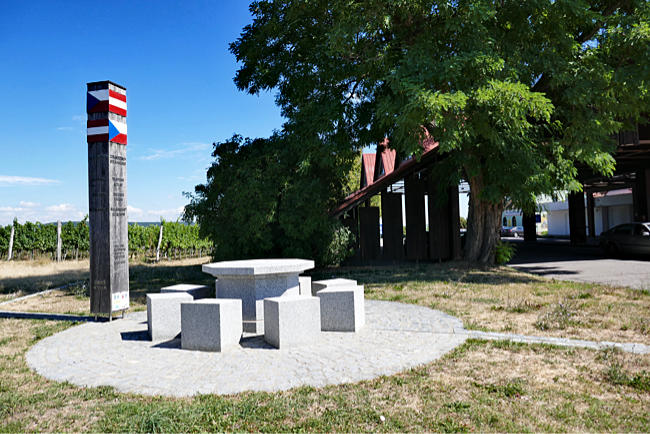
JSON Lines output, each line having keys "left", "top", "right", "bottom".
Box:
{"left": 202, "top": 258, "right": 315, "bottom": 277}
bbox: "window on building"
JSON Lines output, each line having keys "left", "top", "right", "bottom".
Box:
{"left": 503, "top": 217, "right": 507, "bottom": 226}
{"left": 512, "top": 216, "right": 517, "bottom": 226}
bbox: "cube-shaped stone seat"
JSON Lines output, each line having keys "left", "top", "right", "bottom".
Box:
{"left": 161, "top": 283, "right": 212, "bottom": 299}
{"left": 311, "top": 278, "right": 358, "bottom": 296}
{"left": 181, "top": 299, "right": 242, "bottom": 352}
{"left": 298, "top": 276, "right": 311, "bottom": 296}
{"left": 263, "top": 296, "right": 320, "bottom": 349}
{"left": 147, "top": 292, "right": 193, "bottom": 341}
{"left": 317, "top": 285, "right": 365, "bottom": 332}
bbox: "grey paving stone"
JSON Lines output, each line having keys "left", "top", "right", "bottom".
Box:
{"left": 26, "top": 300, "right": 466, "bottom": 397}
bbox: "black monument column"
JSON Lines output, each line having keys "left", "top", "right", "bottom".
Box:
{"left": 87, "top": 81, "right": 129, "bottom": 317}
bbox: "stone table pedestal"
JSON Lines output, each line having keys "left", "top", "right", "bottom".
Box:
{"left": 202, "top": 259, "right": 314, "bottom": 333}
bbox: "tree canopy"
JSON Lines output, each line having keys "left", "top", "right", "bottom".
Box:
{"left": 229, "top": 0, "right": 650, "bottom": 263}
{"left": 184, "top": 134, "right": 356, "bottom": 266}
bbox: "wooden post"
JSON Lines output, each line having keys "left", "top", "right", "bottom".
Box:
{"left": 359, "top": 206, "right": 381, "bottom": 261}
{"left": 7, "top": 222, "right": 14, "bottom": 261}
{"left": 586, "top": 190, "right": 596, "bottom": 238}
{"left": 156, "top": 224, "right": 163, "bottom": 262}
{"left": 523, "top": 212, "right": 537, "bottom": 242}
{"left": 568, "top": 191, "right": 587, "bottom": 244}
{"left": 448, "top": 184, "right": 461, "bottom": 260}
{"left": 633, "top": 169, "right": 650, "bottom": 222}
{"left": 405, "top": 173, "right": 428, "bottom": 261}
{"left": 427, "top": 176, "right": 451, "bottom": 262}
{"left": 381, "top": 191, "right": 404, "bottom": 261}
{"left": 56, "top": 221, "right": 62, "bottom": 262}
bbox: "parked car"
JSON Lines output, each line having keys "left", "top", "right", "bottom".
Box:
{"left": 501, "top": 226, "right": 524, "bottom": 237}
{"left": 600, "top": 222, "right": 650, "bottom": 256}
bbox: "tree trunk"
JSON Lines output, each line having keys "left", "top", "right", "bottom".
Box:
{"left": 464, "top": 176, "right": 503, "bottom": 264}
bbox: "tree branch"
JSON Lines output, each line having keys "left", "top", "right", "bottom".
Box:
{"left": 531, "top": 0, "right": 623, "bottom": 94}
{"left": 342, "top": 80, "right": 362, "bottom": 105}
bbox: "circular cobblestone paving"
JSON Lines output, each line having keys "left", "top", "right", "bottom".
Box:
{"left": 26, "top": 300, "right": 467, "bottom": 397}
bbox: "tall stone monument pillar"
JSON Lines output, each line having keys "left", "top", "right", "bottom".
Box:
{"left": 87, "top": 80, "right": 129, "bottom": 316}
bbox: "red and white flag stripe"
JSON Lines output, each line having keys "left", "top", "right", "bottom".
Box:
{"left": 87, "top": 89, "right": 127, "bottom": 116}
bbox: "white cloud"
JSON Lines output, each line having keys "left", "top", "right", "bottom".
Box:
{"left": 0, "top": 202, "right": 185, "bottom": 225}
{"left": 139, "top": 142, "right": 211, "bottom": 161}
{"left": 45, "top": 203, "right": 76, "bottom": 213}
{"left": 0, "top": 203, "right": 84, "bottom": 225}
{"left": 56, "top": 126, "right": 75, "bottom": 131}
{"left": 19, "top": 201, "right": 40, "bottom": 207}
{"left": 72, "top": 115, "right": 85, "bottom": 121}
{"left": 127, "top": 205, "right": 144, "bottom": 216}
{"left": 0, "top": 175, "right": 61, "bottom": 187}
{"left": 127, "top": 205, "right": 185, "bottom": 222}
{"left": 0, "top": 206, "right": 25, "bottom": 213}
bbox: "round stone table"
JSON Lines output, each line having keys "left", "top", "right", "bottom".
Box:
{"left": 202, "top": 259, "right": 314, "bottom": 333}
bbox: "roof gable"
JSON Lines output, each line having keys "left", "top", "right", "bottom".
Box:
{"left": 360, "top": 153, "right": 376, "bottom": 188}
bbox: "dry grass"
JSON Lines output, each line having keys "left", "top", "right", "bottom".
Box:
{"left": 0, "top": 257, "right": 212, "bottom": 305}
{"left": 1, "top": 315, "right": 648, "bottom": 432}
{"left": 0, "top": 318, "right": 117, "bottom": 432}
{"left": 0, "top": 260, "right": 90, "bottom": 301}
{"left": 1, "top": 260, "right": 649, "bottom": 431}
{"left": 0, "top": 290, "right": 91, "bottom": 315}
{"left": 316, "top": 263, "right": 650, "bottom": 344}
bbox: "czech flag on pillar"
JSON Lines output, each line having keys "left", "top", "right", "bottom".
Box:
{"left": 86, "top": 82, "right": 127, "bottom": 145}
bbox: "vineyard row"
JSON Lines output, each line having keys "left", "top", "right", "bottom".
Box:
{"left": 0, "top": 218, "right": 213, "bottom": 261}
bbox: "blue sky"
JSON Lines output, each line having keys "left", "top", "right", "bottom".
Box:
{"left": 0, "top": 1, "right": 468, "bottom": 225}
{"left": 0, "top": 1, "right": 284, "bottom": 225}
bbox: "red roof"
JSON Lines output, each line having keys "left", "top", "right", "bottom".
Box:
{"left": 374, "top": 139, "right": 396, "bottom": 181}
{"left": 593, "top": 188, "right": 632, "bottom": 198}
{"left": 361, "top": 153, "right": 376, "bottom": 188}
{"left": 332, "top": 139, "right": 440, "bottom": 217}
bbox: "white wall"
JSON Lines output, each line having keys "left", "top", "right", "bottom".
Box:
{"left": 609, "top": 205, "right": 633, "bottom": 227}
{"left": 548, "top": 210, "right": 570, "bottom": 236}
{"left": 545, "top": 192, "right": 634, "bottom": 236}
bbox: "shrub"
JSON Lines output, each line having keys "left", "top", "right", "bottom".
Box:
{"left": 494, "top": 241, "right": 516, "bottom": 265}
{"left": 535, "top": 299, "right": 576, "bottom": 330}
{"left": 320, "top": 223, "right": 356, "bottom": 267}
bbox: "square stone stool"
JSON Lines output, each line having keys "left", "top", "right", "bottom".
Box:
{"left": 311, "top": 278, "right": 358, "bottom": 296}
{"left": 147, "top": 292, "right": 193, "bottom": 341}
{"left": 263, "top": 296, "right": 320, "bottom": 349}
{"left": 317, "top": 285, "right": 365, "bottom": 332}
{"left": 298, "top": 276, "right": 312, "bottom": 296}
{"left": 181, "top": 299, "right": 242, "bottom": 352}
{"left": 161, "top": 283, "right": 212, "bottom": 299}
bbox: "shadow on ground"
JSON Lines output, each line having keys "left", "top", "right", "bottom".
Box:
{"left": 128, "top": 263, "right": 214, "bottom": 305}
{"left": 511, "top": 265, "right": 580, "bottom": 276}
{"left": 0, "top": 261, "right": 214, "bottom": 302}
{"left": 311, "top": 261, "right": 540, "bottom": 287}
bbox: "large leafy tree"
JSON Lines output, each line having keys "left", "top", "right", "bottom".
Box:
{"left": 231, "top": 0, "right": 649, "bottom": 263}
{"left": 184, "top": 134, "right": 357, "bottom": 265}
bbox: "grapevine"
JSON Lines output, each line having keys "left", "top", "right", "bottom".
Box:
{"left": 0, "top": 218, "right": 212, "bottom": 261}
